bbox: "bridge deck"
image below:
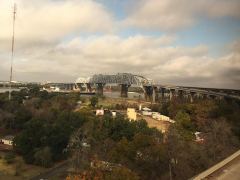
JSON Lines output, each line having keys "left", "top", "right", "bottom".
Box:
{"left": 207, "top": 155, "right": 240, "bottom": 180}
{"left": 192, "top": 150, "right": 240, "bottom": 180}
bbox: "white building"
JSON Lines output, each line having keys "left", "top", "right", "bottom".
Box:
{"left": 1, "top": 135, "right": 14, "bottom": 146}
{"left": 127, "top": 108, "right": 137, "bottom": 121}
{"left": 111, "top": 111, "right": 117, "bottom": 117}
{"left": 195, "top": 132, "right": 204, "bottom": 142}
{"left": 147, "top": 111, "right": 175, "bottom": 123}
{"left": 142, "top": 107, "right": 152, "bottom": 116}
{"left": 96, "top": 109, "right": 104, "bottom": 116}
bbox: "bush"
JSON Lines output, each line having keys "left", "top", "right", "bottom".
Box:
{"left": 90, "top": 96, "right": 98, "bottom": 107}
{"left": 34, "top": 147, "right": 53, "bottom": 168}
{"left": 4, "top": 152, "right": 16, "bottom": 164}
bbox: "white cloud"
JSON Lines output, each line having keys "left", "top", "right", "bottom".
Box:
{"left": 2, "top": 34, "right": 239, "bottom": 88}
{"left": 123, "top": 0, "right": 240, "bottom": 31}
{"left": 0, "top": 0, "right": 114, "bottom": 45}
{"left": 0, "top": 1, "right": 239, "bottom": 88}
{"left": 229, "top": 40, "right": 240, "bottom": 53}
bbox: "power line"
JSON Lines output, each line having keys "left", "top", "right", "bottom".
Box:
{"left": 9, "top": 3, "right": 17, "bottom": 101}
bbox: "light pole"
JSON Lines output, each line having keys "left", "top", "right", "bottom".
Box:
{"left": 9, "top": 3, "right": 17, "bottom": 101}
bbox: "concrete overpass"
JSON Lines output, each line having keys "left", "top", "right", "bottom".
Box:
{"left": 192, "top": 149, "right": 240, "bottom": 180}
{"left": 158, "top": 86, "right": 240, "bottom": 103}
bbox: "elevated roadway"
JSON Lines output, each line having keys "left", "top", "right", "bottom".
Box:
{"left": 192, "top": 150, "right": 240, "bottom": 180}
{"left": 42, "top": 73, "right": 240, "bottom": 102}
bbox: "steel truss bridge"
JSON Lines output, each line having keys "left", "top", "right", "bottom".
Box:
{"left": 76, "top": 73, "right": 153, "bottom": 86}
{"left": 44, "top": 73, "right": 240, "bottom": 102}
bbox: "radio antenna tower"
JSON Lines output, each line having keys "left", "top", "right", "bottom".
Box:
{"left": 9, "top": 3, "right": 17, "bottom": 101}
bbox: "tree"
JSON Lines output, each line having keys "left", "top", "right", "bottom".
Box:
{"left": 174, "top": 111, "right": 195, "bottom": 140}
{"left": 160, "top": 101, "right": 170, "bottom": 116}
{"left": 109, "top": 137, "right": 135, "bottom": 164}
{"left": 14, "top": 161, "right": 23, "bottom": 176}
{"left": 0, "top": 110, "right": 14, "bottom": 129}
{"left": 90, "top": 96, "right": 98, "bottom": 107}
{"left": 29, "top": 86, "right": 40, "bottom": 97}
{"left": 4, "top": 152, "right": 16, "bottom": 164}
{"left": 14, "top": 118, "right": 46, "bottom": 163}
{"left": 39, "top": 90, "right": 49, "bottom": 99}
{"left": 202, "top": 119, "right": 239, "bottom": 163}
{"left": 105, "top": 167, "right": 140, "bottom": 180}
{"left": 34, "top": 146, "right": 53, "bottom": 167}
{"left": 14, "top": 106, "right": 32, "bottom": 129}
{"left": 166, "top": 126, "right": 195, "bottom": 179}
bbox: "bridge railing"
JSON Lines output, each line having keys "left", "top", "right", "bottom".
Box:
{"left": 191, "top": 149, "right": 240, "bottom": 180}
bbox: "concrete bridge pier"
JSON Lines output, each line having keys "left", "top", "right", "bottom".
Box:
{"left": 160, "top": 88, "right": 166, "bottom": 100}
{"left": 73, "top": 84, "right": 79, "bottom": 91}
{"left": 152, "top": 87, "right": 159, "bottom": 103}
{"left": 66, "top": 84, "right": 73, "bottom": 90}
{"left": 62, "top": 84, "right": 67, "bottom": 90}
{"left": 143, "top": 86, "right": 153, "bottom": 102}
{"left": 190, "top": 91, "right": 196, "bottom": 103}
{"left": 209, "top": 94, "right": 216, "bottom": 100}
{"left": 170, "top": 89, "right": 176, "bottom": 100}
{"left": 86, "top": 83, "right": 92, "bottom": 92}
{"left": 69, "top": 84, "right": 72, "bottom": 90}
{"left": 70, "top": 84, "right": 74, "bottom": 90}
{"left": 218, "top": 95, "right": 224, "bottom": 100}
{"left": 201, "top": 93, "right": 208, "bottom": 99}
{"left": 196, "top": 92, "right": 201, "bottom": 99}
{"left": 120, "top": 84, "right": 130, "bottom": 98}
{"left": 178, "top": 89, "right": 184, "bottom": 99}
{"left": 76, "top": 83, "right": 84, "bottom": 92}
{"left": 96, "top": 83, "right": 104, "bottom": 96}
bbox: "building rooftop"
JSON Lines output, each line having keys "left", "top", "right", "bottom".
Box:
{"left": 1, "top": 135, "right": 14, "bottom": 141}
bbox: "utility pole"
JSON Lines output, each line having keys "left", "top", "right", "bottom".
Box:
{"left": 9, "top": 3, "right": 17, "bottom": 101}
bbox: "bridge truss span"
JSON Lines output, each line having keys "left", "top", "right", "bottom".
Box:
{"left": 76, "top": 73, "right": 153, "bottom": 86}
{"left": 73, "top": 73, "right": 240, "bottom": 101}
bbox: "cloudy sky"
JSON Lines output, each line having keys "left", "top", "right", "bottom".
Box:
{"left": 0, "top": 0, "right": 240, "bottom": 88}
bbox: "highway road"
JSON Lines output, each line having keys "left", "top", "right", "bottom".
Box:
{"left": 207, "top": 155, "right": 240, "bottom": 180}
{"left": 193, "top": 150, "right": 240, "bottom": 180}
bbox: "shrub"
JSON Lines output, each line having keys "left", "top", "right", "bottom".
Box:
{"left": 4, "top": 152, "right": 16, "bottom": 164}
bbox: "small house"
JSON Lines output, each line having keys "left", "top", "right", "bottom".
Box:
{"left": 142, "top": 107, "right": 152, "bottom": 116}
{"left": 111, "top": 111, "right": 117, "bottom": 117}
{"left": 195, "top": 132, "right": 204, "bottom": 143}
{"left": 127, "top": 108, "right": 137, "bottom": 121}
{"left": 96, "top": 109, "right": 104, "bottom": 116}
{"left": 0, "top": 135, "right": 14, "bottom": 146}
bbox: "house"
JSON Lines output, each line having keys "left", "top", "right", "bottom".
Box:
{"left": 111, "top": 111, "right": 117, "bottom": 117}
{"left": 0, "top": 135, "right": 14, "bottom": 146}
{"left": 152, "top": 112, "right": 161, "bottom": 119}
{"left": 127, "top": 108, "right": 137, "bottom": 121}
{"left": 194, "top": 132, "right": 204, "bottom": 143}
{"left": 142, "top": 107, "right": 152, "bottom": 116}
{"left": 77, "top": 101, "right": 82, "bottom": 105}
{"left": 96, "top": 109, "right": 104, "bottom": 116}
{"left": 49, "top": 86, "right": 60, "bottom": 92}
{"left": 151, "top": 112, "right": 175, "bottom": 123}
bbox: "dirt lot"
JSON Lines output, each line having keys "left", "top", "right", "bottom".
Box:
{"left": 78, "top": 96, "right": 171, "bottom": 133}
{"left": 138, "top": 115, "right": 171, "bottom": 133}
{"left": 0, "top": 152, "right": 46, "bottom": 180}
{"left": 98, "top": 96, "right": 153, "bottom": 109}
